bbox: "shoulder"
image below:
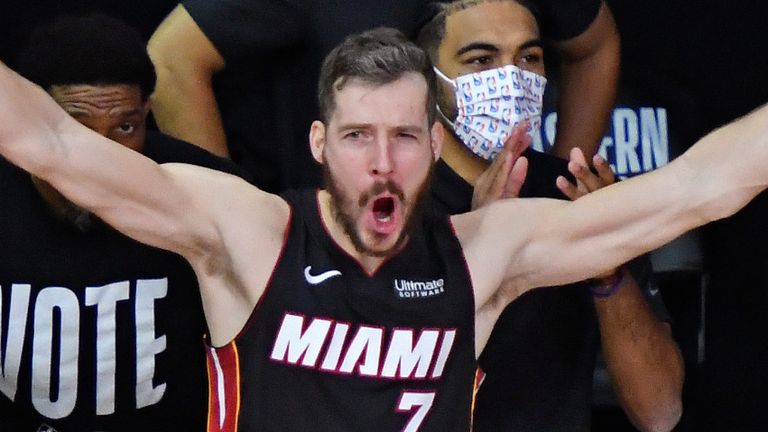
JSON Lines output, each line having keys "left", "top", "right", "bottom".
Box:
{"left": 532, "top": 0, "right": 602, "bottom": 41}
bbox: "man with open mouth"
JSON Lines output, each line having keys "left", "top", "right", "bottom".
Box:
{"left": 0, "top": 25, "right": 766, "bottom": 432}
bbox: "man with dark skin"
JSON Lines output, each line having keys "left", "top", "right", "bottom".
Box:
{"left": 417, "top": 2, "right": 682, "bottom": 430}
{"left": 0, "top": 14, "right": 243, "bottom": 431}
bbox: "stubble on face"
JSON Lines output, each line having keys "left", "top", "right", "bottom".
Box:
{"left": 323, "top": 159, "right": 433, "bottom": 258}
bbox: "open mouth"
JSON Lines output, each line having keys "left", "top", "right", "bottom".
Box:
{"left": 372, "top": 196, "right": 395, "bottom": 222}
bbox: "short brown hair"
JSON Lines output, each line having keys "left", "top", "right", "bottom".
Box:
{"left": 317, "top": 27, "right": 437, "bottom": 125}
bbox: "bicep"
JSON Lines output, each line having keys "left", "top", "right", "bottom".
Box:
{"left": 454, "top": 199, "right": 564, "bottom": 308}
{"left": 51, "top": 125, "right": 224, "bottom": 257}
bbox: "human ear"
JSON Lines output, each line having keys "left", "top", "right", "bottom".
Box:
{"left": 430, "top": 121, "right": 445, "bottom": 161}
{"left": 309, "top": 120, "right": 326, "bottom": 164}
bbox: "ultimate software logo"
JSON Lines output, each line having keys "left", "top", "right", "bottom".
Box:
{"left": 393, "top": 278, "right": 445, "bottom": 299}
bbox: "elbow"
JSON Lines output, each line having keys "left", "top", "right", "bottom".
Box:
{"left": 626, "top": 372, "right": 684, "bottom": 432}
{"left": 631, "top": 400, "right": 682, "bottom": 432}
{"left": 146, "top": 29, "right": 173, "bottom": 73}
{"left": 621, "top": 352, "right": 685, "bottom": 432}
{"left": 146, "top": 37, "right": 186, "bottom": 85}
{"left": 147, "top": 28, "right": 222, "bottom": 89}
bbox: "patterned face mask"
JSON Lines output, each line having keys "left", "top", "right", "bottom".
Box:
{"left": 435, "top": 64, "right": 546, "bottom": 160}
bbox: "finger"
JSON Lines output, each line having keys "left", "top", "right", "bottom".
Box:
{"left": 556, "top": 175, "right": 580, "bottom": 201}
{"left": 487, "top": 139, "right": 513, "bottom": 179}
{"left": 569, "top": 147, "right": 588, "bottom": 167}
{"left": 503, "top": 155, "right": 528, "bottom": 198}
{"left": 489, "top": 146, "right": 515, "bottom": 194}
{"left": 567, "top": 159, "right": 590, "bottom": 181}
{"left": 571, "top": 163, "right": 603, "bottom": 193}
{"left": 473, "top": 145, "right": 515, "bottom": 209}
{"left": 476, "top": 148, "right": 506, "bottom": 196}
{"left": 568, "top": 148, "right": 600, "bottom": 194}
{"left": 592, "top": 154, "right": 616, "bottom": 185}
{"left": 493, "top": 148, "right": 517, "bottom": 197}
{"left": 504, "top": 121, "right": 531, "bottom": 159}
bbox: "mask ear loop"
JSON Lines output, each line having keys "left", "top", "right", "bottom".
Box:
{"left": 432, "top": 66, "right": 456, "bottom": 87}
{"left": 432, "top": 66, "right": 460, "bottom": 129}
{"left": 436, "top": 103, "right": 455, "bottom": 127}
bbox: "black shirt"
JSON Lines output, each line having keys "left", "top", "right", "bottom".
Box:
{"left": 183, "top": 0, "right": 432, "bottom": 192}
{"left": 0, "top": 131, "right": 244, "bottom": 432}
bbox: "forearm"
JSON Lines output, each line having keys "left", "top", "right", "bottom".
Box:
{"left": 526, "top": 99, "right": 768, "bottom": 288}
{"left": 148, "top": 4, "right": 229, "bottom": 157}
{"left": 595, "top": 272, "right": 683, "bottom": 432}
{"left": 151, "top": 65, "right": 228, "bottom": 157}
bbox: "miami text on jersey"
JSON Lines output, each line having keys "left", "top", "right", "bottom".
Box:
{"left": 270, "top": 312, "right": 456, "bottom": 379}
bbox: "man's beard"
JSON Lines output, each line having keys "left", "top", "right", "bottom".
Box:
{"left": 323, "top": 162, "right": 433, "bottom": 258}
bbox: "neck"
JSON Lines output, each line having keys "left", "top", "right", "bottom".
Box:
{"left": 317, "top": 190, "right": 388, "bottom": 274}
{"left": 440, "top": 131, "right": 489, "bottom": 186}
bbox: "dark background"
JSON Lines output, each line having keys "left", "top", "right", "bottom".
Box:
{"left": 2, "top": 1, "right": 768, "bottom": 430}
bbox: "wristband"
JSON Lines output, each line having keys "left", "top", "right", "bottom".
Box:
{"left": 590, "top": 267, "right": 624, "bottom": 298}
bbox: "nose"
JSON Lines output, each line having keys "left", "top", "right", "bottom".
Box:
{"left": 370, "top": 138, "right": 394, "bottom": 177}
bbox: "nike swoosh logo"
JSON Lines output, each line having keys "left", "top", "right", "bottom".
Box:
{"left": 304, "top": 266, "right": 342, "bottom": 285}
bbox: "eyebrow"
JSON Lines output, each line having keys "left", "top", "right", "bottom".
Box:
{"left": 394, "top": 125, "right": 427, "bottom": 135}
{"left": 66, "top": 108, "right": 143, "bottom": 118}
{"left": 336, "top": 124, "right": 426, "bottom": 134}
{"left": 336, "top": 123, "right": 371, "bottom": 131}
{"left": 455, "top": 39, "right": 544, "bottom": 57}
{"left": 113, "top": 108, "right": 143, "bottom": 118}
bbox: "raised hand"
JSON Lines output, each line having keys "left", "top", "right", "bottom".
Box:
{"left": 471, "top": 122, "right": 531, "bottom": 210}
{"left": 556, "top": 147, "right": 616, "bottom": 200}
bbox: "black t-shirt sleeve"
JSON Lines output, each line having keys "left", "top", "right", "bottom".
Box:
{"left": 534, "top": 0, "right": 602, "bottom": 41}
{"left": 143, "top": 130, "right": 254, "bottom": 182}
{"left": 182, "top": 0, "right": 307, "bottom": 61}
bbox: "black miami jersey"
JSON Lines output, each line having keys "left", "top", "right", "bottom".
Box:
{"left": 0, "top": 132, "right": 245, "bottom": 431}
{"left": 206, "top": 189, "right": 476, "bottom": 432}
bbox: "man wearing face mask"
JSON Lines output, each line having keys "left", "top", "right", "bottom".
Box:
{"left": 417, "top": 2, "right": 683, "bottom": 431}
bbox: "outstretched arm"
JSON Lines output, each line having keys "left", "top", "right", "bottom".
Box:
{"left": 148, "top": 5, "right": 229, "bottom": 157}
{"left": 0, "top": 60, "right": 221, "bottom": 257}
{"left": 457, "top": 100, "right": 768, "bottom": 308}
{"left": 0, "top": 62, "right": 288, "bottom": 342}
{"left": 549, "top": 1, "right": 620, "bottom": 159}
